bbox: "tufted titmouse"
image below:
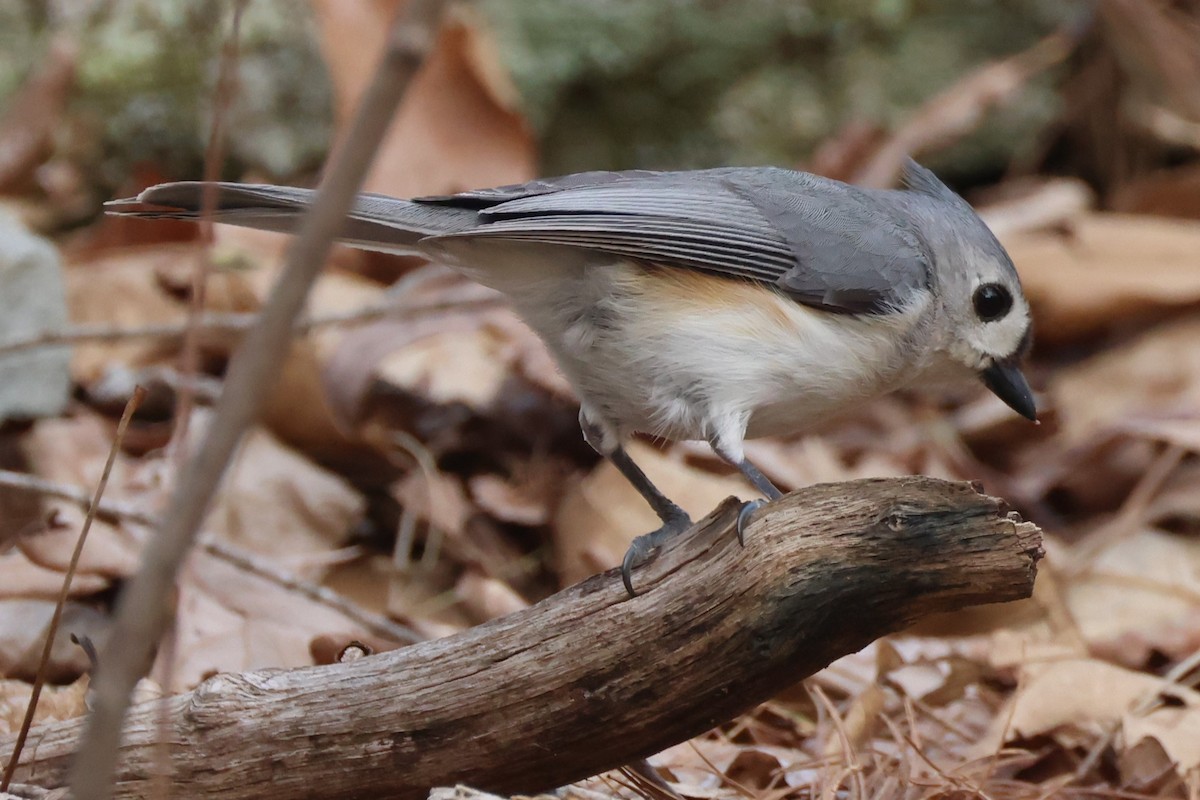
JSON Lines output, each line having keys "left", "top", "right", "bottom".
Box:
{"left": 108, "top": 160, "right": 1036, "bottom": 594}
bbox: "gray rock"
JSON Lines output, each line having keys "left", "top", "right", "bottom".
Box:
{"left": 0, "top": 211, "right": 70, "bottom": 423}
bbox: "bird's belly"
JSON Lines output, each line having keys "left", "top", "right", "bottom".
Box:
{"left": 543, "top": 264, "right": 926, "bottom": 442}
{"left": 743, "top": 393, "right": 853, "bottom": 439}
{"left": 426, "top": 246, "right": 927, "bottom": 442}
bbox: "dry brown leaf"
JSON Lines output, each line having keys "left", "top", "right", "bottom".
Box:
{"left": 20, "top": 414, "right": 127, "bottom": 494}
{"left": 377, "top": 325, "right": 514, "bottom": 409}
{"left": 653, "top": 738, "right": 749, "bottom": 791}
{"left": 259, "top": 338, "right": 381, "bottom": 471}
{"left": 1098, "top": 0, "right": 1200, "bottom": 126}
{"left": 852, "top": 31, "right": 1073, "bottom": 188}
{"left": 467, "top": 456, "right": 568, "bottom": 527}
{"left": 1118, "top": 737, "right": 1177, "bottom": 792}
{"left": 156, "top": 241, "right": 396, "bottom": 469}
{"left": 0, "top": 550, "right": 109, "bottom": 601}
{"left": 311, "top": 0, "right": 524, "bottom": 281}
{"left": 357, "top": 8, "right": 534, "bottom": 198}
{"left": 984, "top": 658, "right": 1200, "bottom": 774}
{"left": 0, "top": 599, "right": 108, "bottom": 683}
{"left": 15, "top": 414, "right": 147, "bottom": 581}
{"left": 322, "top": 279, "right": 568, "bottom": 432}
{"left": 393, "top": 466, "right": 473, "bottom": 542}
{"left": 386, "top": 559, "right": 476, "bottom": 641}
{"left": 988, "top": 658, "right": 1145, "bottom": 741}
{"left": 740, "top": 437, "right": 850, "bottom": 489}
{"left": 724, "top": 748, "right": 785, "bottom": 790}
{"left": 321, "top": 294, "right": 503, "bottom": 427}
{"left": 1003, "top": 214, "right": 1200, "bottom": 345}
{"left": 209, "top": 427, "right": 366, "bottom": 561}
{"left": 165, "top": 549, "right": 395, "bottom": 691}
{"left": 257, "top": 269, "right": 393, "bottom": 463}
{"left": 197, "top": 242, "right": 386, "bottom": 352}
{"left": 13, "top": 511, "right": 140, "bottom": 580}
{"left": 309, "top": 0, "right": 407, "bottom": 132}
{"left": 1147, "top": 462, "right": 1200, "bottom": 526}
{"left": 0, "top": 35, "right": 76, "bottom": 190}
{"left": 303, "top": 273, "right": 390, "bottom": 356}
{"left": 64, "top": 244, "right": 190, "bottom": 383}
{"left": 1112, "top": 163, "right": 1200, "bottom": 221}
{"left": 553, "top": 441, "right": 747, "bottom": 586}
{"left": 321, "top": 552, "right": 464, "bottom": 640}
{"left": 1051, "top": 317, "right": 1200, "bottom": 444}
{"left": 1063, "top": 527, "right": 1200, "bottom": 664}
{"left": 684, "top": 434, "right": 909, "bottom": 497}
{"left": 1123, "top": 705, "right": 1200, "bottom": 776}
{"left": 321, "top": 553, "right": 395, "bottom": 622}
{"left": 310, "top": 1, "right": 534, "bottom": 281}
{"left": 454, "top": 570, "right": 527, "bottom": 622}
{"left": 1116, "top": 418, "right": 1200, "bottom": 453}
{"left": 376, "top": 311, "right": 563, "bottom": 408}
{"left": 823, "top": 683, "right": 887, "bottom": 757}
{"left": 986, "top": 628, "right": 1085, "bottom": 672}
{"left": 0, "top": 677, "right": 88, "bottom": 736}
{"left": 978, "top": 177, "right": 1095, "bottom": 238}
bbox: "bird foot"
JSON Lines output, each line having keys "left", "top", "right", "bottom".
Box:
{"left": 736, "top": 499, "right": 767, "bottom": 545}
{"left": 621, "top": 512, "right": 693, "bottom": 597}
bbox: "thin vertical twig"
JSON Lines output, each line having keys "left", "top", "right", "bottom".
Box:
{"left": 67, "top": 3, "right": 450, "bottom": 798}
{"left": 171, "top": 0, "right": 247, "bottom": 464}
{"left": 154, "top": 8, "right": 246, "bottom": 796}
{"left": 1, "top": 387, "right": 146, "bottom": 792}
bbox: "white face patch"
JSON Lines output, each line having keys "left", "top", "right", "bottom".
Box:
{"left": 961, "top": 288, "right": 1031, "bottom": 365}
{"left": 942, "top": 238, "right": 1033, "bottom": 370}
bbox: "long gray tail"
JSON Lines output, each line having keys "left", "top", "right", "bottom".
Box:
{"left": 104, "top": 182, "right": 479, "bottom": 256}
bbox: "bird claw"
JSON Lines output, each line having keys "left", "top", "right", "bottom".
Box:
{"left": 621, "top": 513, "right": 692, "bottom": 597}
{"left": 737, "top": 499, "right": 766, "bottom": 545}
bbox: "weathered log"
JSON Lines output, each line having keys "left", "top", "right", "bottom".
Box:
{"left": 2, "top": 476, "right": 1042, "bottom": 799}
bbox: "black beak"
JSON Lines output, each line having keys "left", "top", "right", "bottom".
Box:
{"left": 980, "top": 361, "right": 1038, "bottom": 422}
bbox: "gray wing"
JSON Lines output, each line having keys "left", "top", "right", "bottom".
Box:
{"left": 417, "top": 167, "right": 932, "bottom": 314}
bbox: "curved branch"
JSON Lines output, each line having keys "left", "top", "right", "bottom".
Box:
{"left": 1, "top": 476, "right": 1042, "bottom": 799}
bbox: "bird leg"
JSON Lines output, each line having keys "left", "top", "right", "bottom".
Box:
{"left": 730, "top": 457, "right": 783, "bottom": 501}
{"left": 607, "top": 446, "right": 693, "bottom": 596}
{"left": 709, "top": 440, "right": 783, "bottom": 544}
{"left": 580, "top": 413, "right": 692, "bottom": 596}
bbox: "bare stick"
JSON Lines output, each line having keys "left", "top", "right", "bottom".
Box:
{"left": 0, "top": 263, "right": 500, "bottom": 359}
{"left": 200, "top": 539, "right": 420, "bottom": 645}
{"left": 0, "top": 297, "right": 501, "bottom": 358}
{"left": 1, "top": 387, "right": 144, "bottom": 792}
{"left": 4, "top": 478, "right": 1042, "bottom": 799}
{"left": 170, "top": 0, "right": 246, "bottom": 467}
{"left": 62, "top": 13, "right": 442, "bottom": 784}
{"left": 0, "top": 469, "right": 155, "bottom": 526}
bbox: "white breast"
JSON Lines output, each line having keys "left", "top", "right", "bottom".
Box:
{"left": 611, "top": 277, "right": 936, "bottom": 440}
{"left": 421, "top": 240, "right": 937, "bottom": 443}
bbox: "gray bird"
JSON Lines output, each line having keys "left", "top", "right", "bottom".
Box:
{"left": 107, "top": 160, "right": 1037, "bottom": 595}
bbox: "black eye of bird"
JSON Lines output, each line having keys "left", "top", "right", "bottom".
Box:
{"left": 972, "top": 283, "right": 1012, "bottom": 322}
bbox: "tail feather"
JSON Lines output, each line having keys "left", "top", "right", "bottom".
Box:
{"left": 104, "top": 181, "right": 479, "bottom": 255}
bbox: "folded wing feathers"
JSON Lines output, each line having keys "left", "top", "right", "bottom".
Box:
{"left": 104, "top": 169, "right": 925, "bottom": 314}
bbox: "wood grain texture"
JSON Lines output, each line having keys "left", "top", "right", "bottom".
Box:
{"left": 2, "top": 476, "right": 1042, "bottom": 799}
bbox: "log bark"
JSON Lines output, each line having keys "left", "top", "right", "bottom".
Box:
{"left": 2, "top": 476, "right": 1042, "bottom": 799}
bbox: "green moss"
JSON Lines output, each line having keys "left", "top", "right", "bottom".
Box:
{"left": 3, "top": 0, "right": 332, "bottom": 194}
{"left": 478, "top": 0, "right": 1085, "bottom": 175}
{"left": 3, "top": 0, "right": 1086, "bottom": 193}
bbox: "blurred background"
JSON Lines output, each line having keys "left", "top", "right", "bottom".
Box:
{"left": 2, "top": 0, "right": 1200, "bottom": 796}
